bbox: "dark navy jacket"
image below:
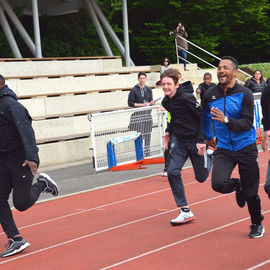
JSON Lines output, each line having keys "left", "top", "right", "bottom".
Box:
{"left": 244, "top": 77, "right": 266, "bottom": 93}
{"left": 0, "top": 85, "right": 39, "bottom": 163}
{"left": 197, "top": 82, "right": 216, "bottom": 101}
{"left": 261, "top": 85, "right": 270, "bottom": 131}
{"left": 162, "top": 81, "right": 204, "bottom": 143}
{"left": 128, "top": 84, "right": 153, "bottom": 107}
{"left": 202, "top": 83, "right": 256, "bottom": 151}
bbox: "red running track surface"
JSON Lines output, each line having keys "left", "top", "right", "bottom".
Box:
{"left": 0, "top": 151, "right": 270, "bottom": 270}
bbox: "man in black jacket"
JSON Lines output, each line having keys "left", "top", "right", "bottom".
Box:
{"left": 128, "top": 72, "right": 156, "bottom": 156}
{"left": 161, "top": 68, "right": 213, "bottom": 226}
{"left": 261, "top": 84, "right": 270, "bottom": 196}
{"left": 0, "top": 75, "right": 59, "bottom": 258}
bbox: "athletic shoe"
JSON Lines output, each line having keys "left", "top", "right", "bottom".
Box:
{"left": 161, "top": 170, "right": 168, "bottom": 177}
{"left": 248, "top": 224, "right": 265, "bottom": 238}
{"left": 233, "top": 178, "right": 246, "bottom": 208}
{"left": 37, "top": 173, "right": 59, "bottom": 196}
{"left": 1, "top": 238, "right": 30, "bottom": 258}
{"left": 170, "top": 209, "right": 195, "bottom": 226}
{"left": 206, "top": 146, "right": 215, "bottom": 155}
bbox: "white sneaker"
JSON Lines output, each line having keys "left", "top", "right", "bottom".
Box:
{"left": 161, "top": 170, "right": 168, "bottom": 177}
{"left": 170, "top": 209, "right": 195, "bottom": 226}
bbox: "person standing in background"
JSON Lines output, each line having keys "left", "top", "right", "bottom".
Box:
{"left": 244, "top": 70, "right": 266, "bottom": 93}
{"left": 196, "top": 72, "right": 216, "bottom": 101}
{"left": 174, "top": 22, "right": 189, "bottom": 71}
{"left": 160, "top": 57, "right": 171, "bottom": 74}
{"left": 156, "top": 57, "right": 171, "bottom": 86}
{"left": 128, "top": 72, "right": 156, "bottom": 156}
{"left": 261, "top": 83, "right": 270, "bottom": 198}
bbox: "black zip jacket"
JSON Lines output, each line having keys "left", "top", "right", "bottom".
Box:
{"left": 128, "top": 84, "right": 153, "bottom": 107}
{"left": 0, "top": 85, "right": 39, "bottom": 164}
{"left": 162, "top": 81, "right": 204, "bottom": 143}
{"left": 244, "top": 77, "right": 266, "bottom": 93}
{"left": 261, "top": 84, "right": 270, "bottom": 131}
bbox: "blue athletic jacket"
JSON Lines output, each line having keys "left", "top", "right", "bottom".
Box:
{"left": 202, "top": 83, "right": 256, "bottom": 151}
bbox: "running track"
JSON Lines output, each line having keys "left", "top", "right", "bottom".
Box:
{"left": 1, "top": 151, "right": 270, "bottom": 270}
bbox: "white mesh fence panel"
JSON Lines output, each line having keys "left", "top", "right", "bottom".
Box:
{"left": 89, "top": 105, "right": 167, "bottom": 171}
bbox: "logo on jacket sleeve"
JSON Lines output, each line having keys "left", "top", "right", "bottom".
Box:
{"left": 211, "top": 96, "right": 217, "bottom": 100}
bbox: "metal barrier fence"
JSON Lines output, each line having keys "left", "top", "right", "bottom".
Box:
{"left": 88, "top": 94, "right": 263, "bottom": 171}
{"left": 88, "top": 105, "right": 167, "bottom": 171}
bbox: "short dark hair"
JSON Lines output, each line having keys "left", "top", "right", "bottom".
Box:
{"left": 0, "top": 75, "right": 5, "bottom": 87}
{"left": 203, "top": 72, "right": 212, "bottom": 78}
{"left": 221, "top": 56, "right": 238, "bottom": 70}
{"left": 138, "top": 72, "right": 147, "bottom": 78}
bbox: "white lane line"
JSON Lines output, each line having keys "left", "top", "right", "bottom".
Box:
{"left": 0, "top": 193, "right": 229, "bottom": 265}
{"left": 1, "top": 186, "right": 174, "bottom": 235}
{"left": 35, "top": 159, "right": 269, "bottom": 205}
{"left": 1, "top": 163, "right": 267, "bottom": 265}
{"left": 8, "top": 160, "right": 263, "bottom": 234}
{"left": 100, "top": 209, "right": 270, "bottom": 270}
{"left": 247, "top": 260, "right": 270, "bottom": 270}
{"left": 2, "top": 179, "right": 200, "bottom": 235}
{"left": 1, "top": 168, "right": 261, "bottom": 236}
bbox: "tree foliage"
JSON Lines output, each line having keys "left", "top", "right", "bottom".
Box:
{"left": 0, "top": 0, "right": 269, "bottom": 65}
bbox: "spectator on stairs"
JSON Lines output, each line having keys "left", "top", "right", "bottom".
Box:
{"left": 244, "top": 69, "right": 266, "bottom": 93}
{"left": 156, "top": 57, "right": 171, "bottom": 86}
{"left": 174, "top": 22, "right": 189, "bottom": 71}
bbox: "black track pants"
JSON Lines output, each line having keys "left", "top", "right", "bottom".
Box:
{"left": 211, "top": 143, "right": 262, "bottom": 225}
{"left": 0, "top": 154, "right": 43, "bottom": 238}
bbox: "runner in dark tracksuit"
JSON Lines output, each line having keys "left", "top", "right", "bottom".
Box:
{"left": 261, "top": 84, "right": 270, "bottom": 196}
{"left": 161, "top": 68, "right": 213, "bottom": 226}
{"left": 202, "top": 56, "right": 264, "bottom": 238}
{"left": 0, "top": 75, "right": 59, "bottom": 257}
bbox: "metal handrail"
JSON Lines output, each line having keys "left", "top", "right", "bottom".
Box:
{"left": 172, "top": 32, "right": 252, "bottom": 83}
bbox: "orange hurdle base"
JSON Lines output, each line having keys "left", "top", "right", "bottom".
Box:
{"left": 109, "top": 157, "right": 165, "bottom": 171}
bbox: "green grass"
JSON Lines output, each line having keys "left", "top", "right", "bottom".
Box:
{"left": 239, "top": 62, "right": 270, "bottom": 79}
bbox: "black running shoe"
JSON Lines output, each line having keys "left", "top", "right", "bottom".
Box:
{"left": 1, "top": 238, "right": 30, "bottom": 258}
{"left": 37, "top": 173, "right": 59, "bottom": 196}
{"left": 248, "top": 224, "right": 265, "bottom": 238}
{"left": 232, "top": 178, "right": 246, "bottom": 208}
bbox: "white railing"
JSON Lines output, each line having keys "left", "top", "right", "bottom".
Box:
{"left": 171, "top": 32, "right": 252, "bottom": 84}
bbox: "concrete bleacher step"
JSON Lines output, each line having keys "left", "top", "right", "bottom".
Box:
{"left": 0, "top": 56, "right": 122, "bottom": 77}
{"left": 0, "top": 57, "right": 166, "bottom": 170}
{"left": 1, "top": 57, "right": 209, "bottom": 171}
{"left": 6, "top": 70, "right": 160, "bottom": 98}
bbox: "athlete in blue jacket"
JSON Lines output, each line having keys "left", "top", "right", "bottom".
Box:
{"left": 202, "top": 56, "right": 264, "bottom": 238}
